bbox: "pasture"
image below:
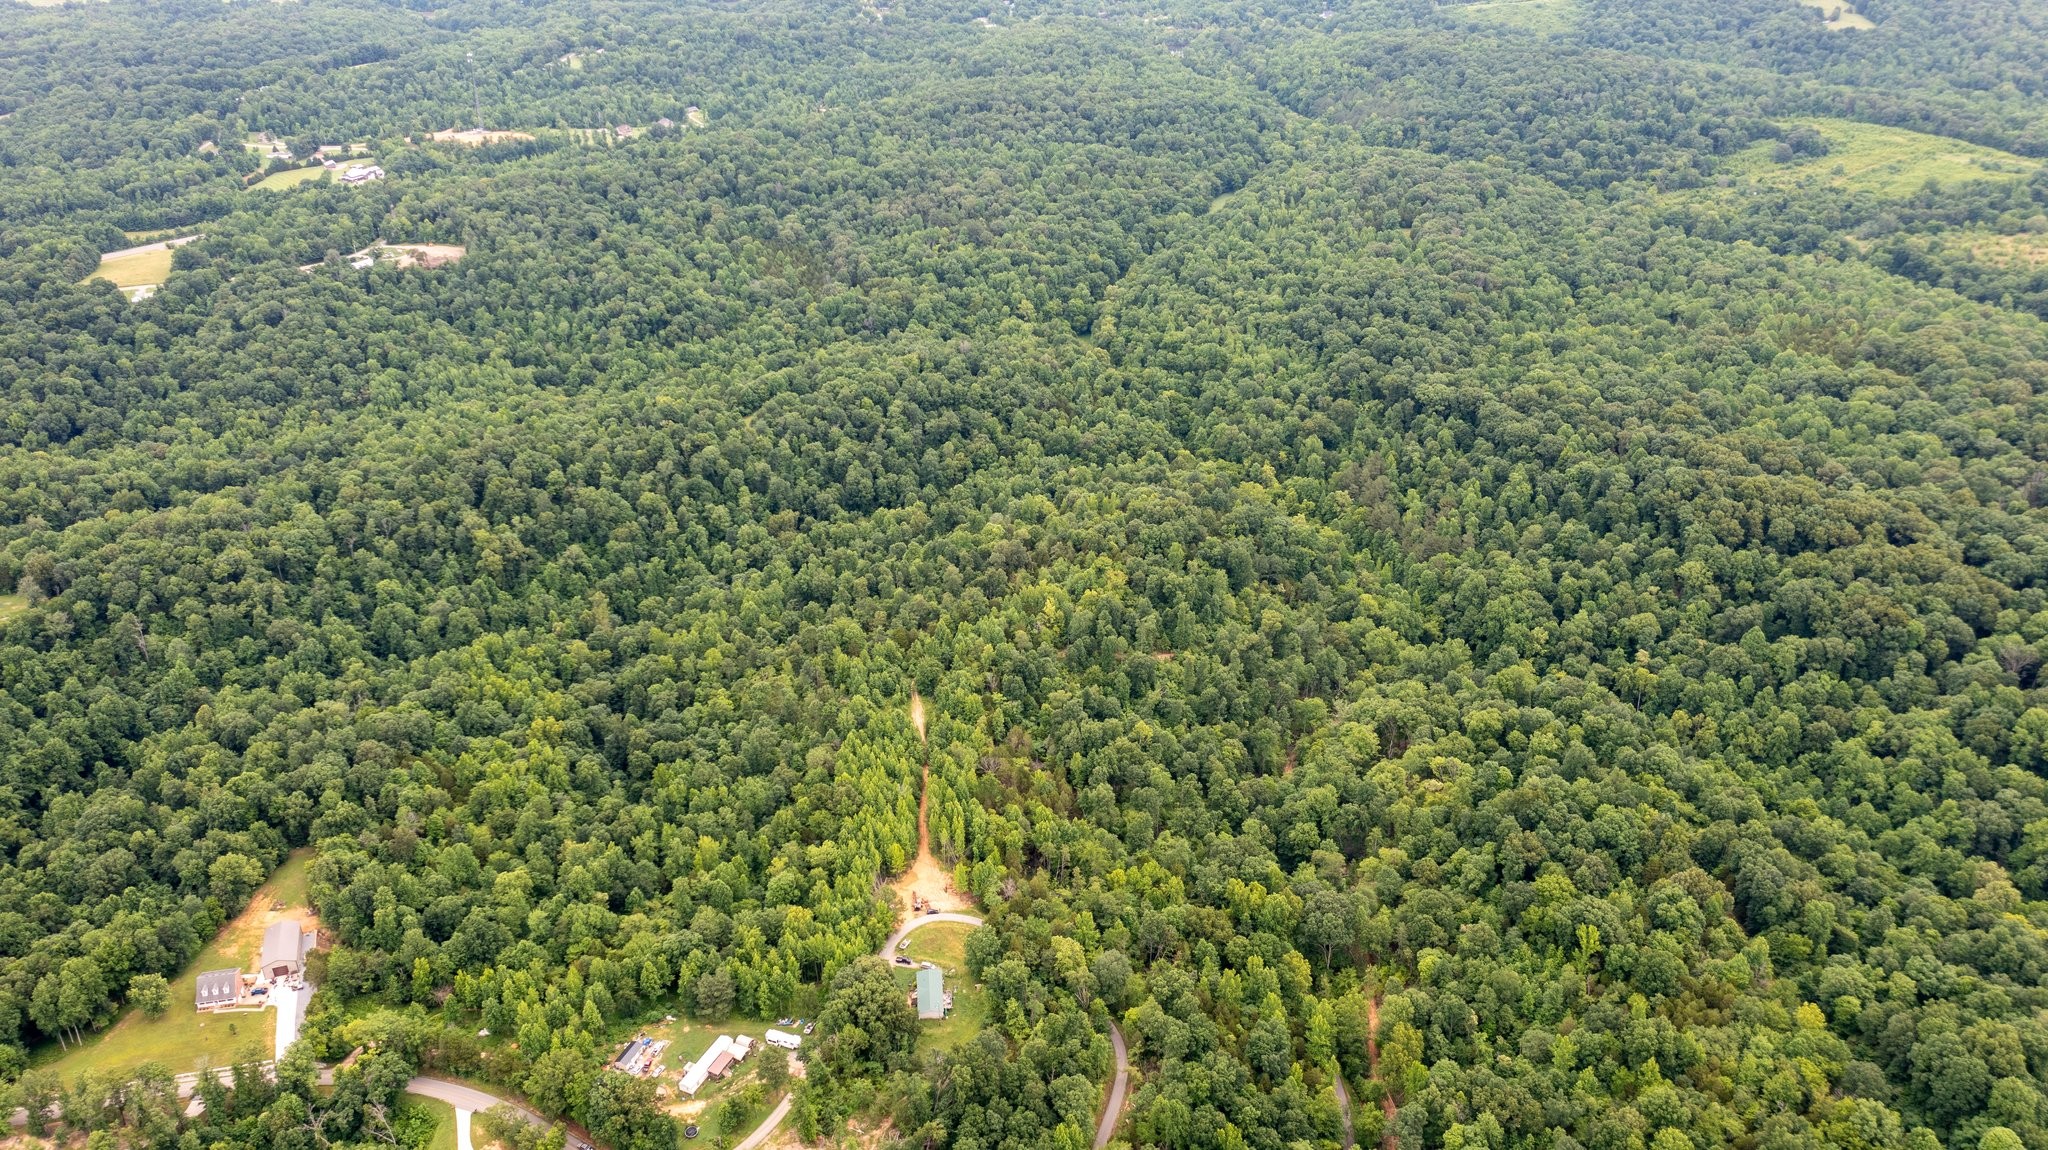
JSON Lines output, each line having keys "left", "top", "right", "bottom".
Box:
{"left": 1718, "top": 118, "right": 2039, "bottom": 199}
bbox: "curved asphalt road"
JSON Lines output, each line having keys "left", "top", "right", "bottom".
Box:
{"left": 1333, "top": 1072, "right": 1355, "bottom": 1150}
{"left": 1094, "top": 1018, "right": 1129, "bottom": 1150}
{"left": 403, "top": 1078, "right": 546, "bottom": 1126}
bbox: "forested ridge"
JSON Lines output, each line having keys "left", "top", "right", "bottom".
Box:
{"left": 5, "top": 0, "right": 2048, "bottom": 1149}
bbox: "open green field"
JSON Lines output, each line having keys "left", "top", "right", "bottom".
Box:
{"left": 0, "top": 594, "right": 27, "bottom": 625}
{"left": 1447, "top": 0, "right": 1575, "bottom": 33}
{"left": 902, "top": 922, "right": 972, "bottom": 971}
{"left": 40, "top": 850, "right": 315, "bottom": 1080}
{"left": 892, "top": 923, "right": 985, "bottom": 1052}
{"left": 1797, "top": 0, "right": 1873, "bottom": 29}
{"left": 1717, "top": 118, "right": 2039, "bottom": 199}
{"left": 90, "top": 247, "right": 175, "bottom": 289}
{"left": 248, "top": 166, "right": 331, "bottom": 192}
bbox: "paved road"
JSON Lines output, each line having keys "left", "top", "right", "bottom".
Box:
{"left": 1333, "top": 1072, "right": 1355, "bottom": 1150}
{"left": 881, "top": 911, "right": 985, "bottom": 956}
{"left": 731, "top": 1093, "right": 794, "bottom": 1150}
{"left": 455, "top": 1107, "right": 474, "bottom": 1150}
{"left": 1094, "top": 1020, "right": 1129, "bottom": 1150}
{"left": 403, "top": 1078, "right": 546, "bottom": 1127}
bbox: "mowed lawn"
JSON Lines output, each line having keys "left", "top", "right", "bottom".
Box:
{"left": 1717, "top": 118, "right": 2040, "bottom": 198}
{"left": 89, "top": 247, "right": 175, "bottom": 290}
{"left": 248, "top": 166, "right": 332, "bottom": 192}
{"left": 40, "top": 850, "right": 315, "bottom": 1080}
{"left": 0, "top": 593, "right": 27, "bottom": 625}
{"left": 895, "top": 922, "right": 985, "bottom": 1052}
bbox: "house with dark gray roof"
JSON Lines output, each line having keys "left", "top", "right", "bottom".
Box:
{"left": 196, "top": 968, "right": 242, "bottom": 1010}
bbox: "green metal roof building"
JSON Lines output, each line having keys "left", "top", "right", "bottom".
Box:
{"left": 916, "top": 966, "right": 945, "bottom": 1019}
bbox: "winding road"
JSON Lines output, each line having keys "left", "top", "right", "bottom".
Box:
{"left": 403, "top": 1078, "right": 545, "bottom": 1126}
{"left": 731, "top": 1094, "right": 794, "bottom": 1150}
{"left": 1333, "top": 1072, "right": 1355, "bottom": 1150}
{"left": 1094, "top": 1015, "right": 1129, "bottom": 1150}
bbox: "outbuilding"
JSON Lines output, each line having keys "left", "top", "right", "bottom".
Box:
{"left": 260, "top": 921, "right": 305, "bottom": 981}
{"left": 916, "top": 967, "right": 945, "bottom": 1019}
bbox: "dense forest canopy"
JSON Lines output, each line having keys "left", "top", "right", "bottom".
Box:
{"left": 5, "top": 0, "right": 2048, "bottom": 1149}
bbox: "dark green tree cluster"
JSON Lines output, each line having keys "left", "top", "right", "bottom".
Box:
{"left": 5, "top": 0, "right": 2048, "bottom": 1149}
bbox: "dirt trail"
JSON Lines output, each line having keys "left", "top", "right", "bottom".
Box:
{"left": 885, "top": 691, "right": 969, "bottom": 920}
{"left": 1366, "top": 994, "right": 1395, "bottom": 1150}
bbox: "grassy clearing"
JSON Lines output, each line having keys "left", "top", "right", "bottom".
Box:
{"left": 902, "top": 922, "right": 972, "bottom": 971}
{"left": 0, "top": 593, "right": 28, "bottom": 625}
{"left": 41, "top": 850, "right": 315, "bottom": 1080}
{"left": 1716, "top": 118, "right": 2039, "bottom": 199}
{"left": 1796, "top": 0, "right": 1873, "bottom": 30}
{"left": 248, "top": 166, "right": 330, "bottom": 192}
{"left": 1447, "top": 0, "right": 1575, "bottom": 32}
{"left": 889, "top": 966, "right": 986, "bottom": 1053}
{"left": 1956, "top": 229, "right": 2048, "bottom": 269}
{"left": 891, "top": 925, "right": 985, "bottom": 1052}
{"left": 90, "top": 247, "right": 175, "bottom": 289}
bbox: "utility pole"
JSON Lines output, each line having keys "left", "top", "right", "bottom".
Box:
{"left": 467, "top": 51, "right": 482, "bottom": 130}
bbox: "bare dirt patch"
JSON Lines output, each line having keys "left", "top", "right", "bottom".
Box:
{"left": 215, "top": 860, "right": 319, "bottom": 965}
{"left": 663, "top": 1098, "right": 709, "bottom": 1121}
{"left": 302, "top": 242, "right": 467, "bottom": 273}
{"left": 884, "top": 697, "right": 971, "bottom": 920}
{"left": 383, "top": 243, "right": 466, "bottom": 268}
{"left": 430, "top": 128, "right": 536, "bottom": 147}
{"left": 1796, "top": 0, "right": 1873, "bottom": 30}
